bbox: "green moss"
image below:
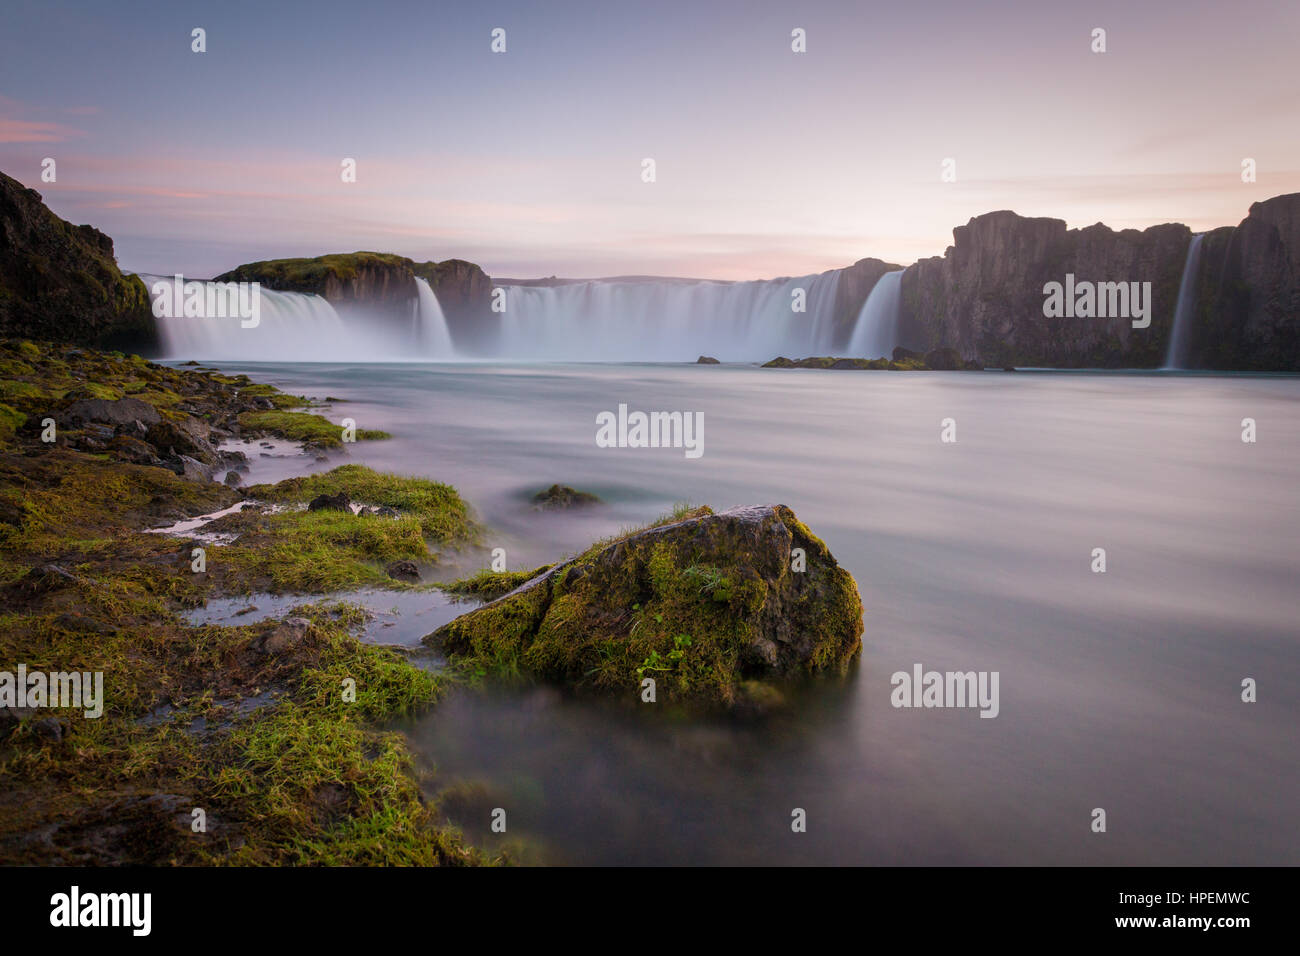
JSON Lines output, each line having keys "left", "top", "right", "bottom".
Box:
{"left": 248, "top": 465, "right": 473, "bottom": 542}
{"left": 217, "top": 252, "right": 414, "bottom": 292}
{"left": 183, "top": 467, "right": 476, "bottom": 594}
{"left": 0, "top": 341, "right": 492, "bottom": 865}
{"left": 238, "top": 410, "right": 389, "bottom": 447}
{"left": 434, "top": 504, "right": 863, "bottom": 707}
{"left": 0, "top": 403, "right": 26, "bottom": 442}
{"left": 442, "top": 565, "right": 553, "bottom": 601}
{"left": 0, "top": 602, "right": 483, "bottom": 865}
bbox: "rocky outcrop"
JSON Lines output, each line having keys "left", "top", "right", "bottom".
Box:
{"left": 0, "top": 172, "right": 156, "bottom": 349}
{"left": 1186, "top": 194, "right": 1300, "bottom": 370}
{"left": 427, "top": 504, "right": 863, "bottom": 709}
{"left": 890, "top": 194, "right": 1300, "bottom": 370}
{"left": 217, "top": 252, "right": 495, "bottom": 350}
{"left": 895, "top": 212, "right": 1191, "bottom": 368}
{"left": 831, "top": 257, "right": 905, "bottom": 351}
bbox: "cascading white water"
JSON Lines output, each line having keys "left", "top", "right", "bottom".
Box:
{"left": 1163, "top": 234, "right": 1205, "bottom": 370}
{"left": 146, "top": 274, "right": 456, "bottom": 361}
{"left": 846, "top": 270, "right": 904, "bottom": 359}
{"left": 496, "top": 271, "right": 841, "bottom": 362}
{"left": 413, "top": 277, "right": 455, "bottom": 357}
{"left": 143, "top": 274, "right": 354, "bottom": 361}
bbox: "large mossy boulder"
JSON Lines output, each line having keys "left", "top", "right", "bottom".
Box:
{"left": 427, "top": 504, "right": 863, "bottom": 708}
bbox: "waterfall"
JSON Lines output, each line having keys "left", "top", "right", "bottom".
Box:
{"left": 496, "top": 271, "right": 842, "bottom": 362}
{"left": 145, "top": 268, "right": 848, "bottom": 362}
{"left": 144, "top": 274, "right": 354, "bottom": 361}
{"left": 413, "top": 277, "right": 455, "bottom": 357}
{"left": 846, "top": 270, "right": 904, "bottom": 359}
{"left": 146, "top": 274, "right": 456, "bottom": 361}
{"left": 1163, "top": 234, "right": 1205, "bottom": 370}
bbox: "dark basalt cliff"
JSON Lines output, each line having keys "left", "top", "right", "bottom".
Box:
{"left": 0, "top": 172, "right": 155, "bottom": 350}
{"left": 888, "top": 193, "right": 1300, "bottom": 370}
{"left": 894, "top": 213, "right": 1191, "bottom": 368}
{"left": 1187, "top": 194, "right": 1300, "bottom": 370}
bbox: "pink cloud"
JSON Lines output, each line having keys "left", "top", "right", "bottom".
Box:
{"left": 0, "top": 117, "right": 85, "bottom": 144}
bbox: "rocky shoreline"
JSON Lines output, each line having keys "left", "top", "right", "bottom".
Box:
{"left": 0, "top": 339, "right": 865, "bottom": 864}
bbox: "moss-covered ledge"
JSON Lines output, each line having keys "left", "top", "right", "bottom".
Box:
{"left": 426, "top": 504, "right": 863, "bottom": 709}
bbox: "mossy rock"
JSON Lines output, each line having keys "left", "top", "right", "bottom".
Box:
{"left": 427, "top": 504, "right": 863, "bottom": 708}
{"left": 531, "top": 483, "right": 600, "bottom": 510}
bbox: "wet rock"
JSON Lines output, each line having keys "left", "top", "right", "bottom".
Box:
{"left": 255, "top": 617, "right": 312, "bottom": 655}
{"left": 385, "top": 559, "right": 420, "bottom": 582}
{"left": 162, "top": 455, "right": 213, "bottom": 482}
{"left": 146, "top": 418, "right": 216, "bottom": 461}
{"left": 532, "top": 484, "right": 601, "bottom": 510}
{"left": 307, "top": 491, "right": 351, "bottom": 512}
{"left": 734, "top": 680, "right": 787, "bottom": 718}
{"left": 923, "top": 347, "right": 966, "bottom": 371}
{"left": 429, "top": 504, "right": 863, "bottom": 708}
{"left": 107, "top": 434, "right": 160, "bottom": 465}
{"left": 223, "top": 470, "right": 242, "bottom": 487}
{"left": 64, "top": 397, "right": 161, "bottom": 429}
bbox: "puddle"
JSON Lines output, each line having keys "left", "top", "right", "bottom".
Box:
{"left": 218, "top": 437, "right": 337, "bottom": 486}
{"left": 182, "top": 587, "right": 479, "bottom": 650}
{"left": 144, "top": 500, "right": 257, "bottom": 544}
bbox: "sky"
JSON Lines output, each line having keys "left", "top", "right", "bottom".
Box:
{"left": 1, "top": 0, "right": 1298, "bottom": 280}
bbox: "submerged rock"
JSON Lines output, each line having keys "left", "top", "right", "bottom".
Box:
{"left": 531, "top": 483, "right": 600, "bottom": 509}
{"left": 385, "top": 559, "right": 421, "bottom": 582}
{"left": 427, "top": 504, "right": 863, "bottom": 708}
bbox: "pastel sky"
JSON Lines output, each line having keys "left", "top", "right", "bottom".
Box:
{"left": 2, "top": 0, "right": 1297, "bottom": 280}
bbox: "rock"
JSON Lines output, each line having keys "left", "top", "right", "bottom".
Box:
{"left": 223, "top": 470, "right": 242, "bottom": 486}
{"left": 307, "top": 491, "right": 351, "bottom": 512}
{"left": 32, "top": 717, "right": 65, "bottom": 741}
{"left": 107, "top": 434, "right": 160, "bottom": 465}
{"left": 256, "top": 617, "right": 312, "bottom": 655}
{"left": 696, "top": 355, "right": 720, "bottom": 364}
{"left": 385, "top": 559, "right": 420, "bottom": 582}
{"left": 892, "top": 346, "right": 923, "bottom": 362}
{"left": 0, "top": 171, "right": 157, "bottom": 349}
{"left": 164, "top": 455, "right": 213, "bottom": 482}
{"left": 64, "top": 397, "right": 161, "bottom": 429}
{"left": 145, "top": 418, "right": 216, "bottom": 461}
{"left": 54, "top": 612, "right": 117, "bottom": 636}
{"left": 531, "top": 484, "right": 601, "bottom": 509}
{"left": 734, "top": 680, "right": 787, "bottom": 717}
{"left": 428, "top": 504, "right": 863, "bottom": 708}
{"left": 923, "top": 347, "right": 965, "bottom": 371}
